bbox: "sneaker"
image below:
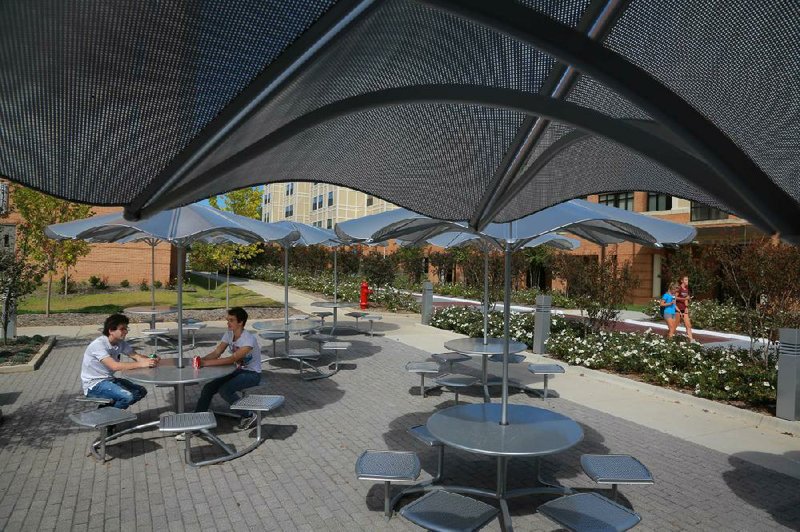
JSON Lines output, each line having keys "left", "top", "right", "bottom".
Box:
{"left": 174, "top": 431, "right": 197, "bottom": 441}
{"left": 233, "top": 413, "right": 258, "bottom": 432}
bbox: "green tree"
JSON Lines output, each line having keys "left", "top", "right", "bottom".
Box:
{"left": 208, "top": 187, "right": 262, "bottom": 219}
{"left": 0, "top": 248, "right": 42, "bottom": 343}
{"left": 12, "top": 186, "right": 92, "bottom": 315}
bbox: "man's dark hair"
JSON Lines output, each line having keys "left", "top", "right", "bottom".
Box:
{"left": 228, "top": 307, "right": 248, "bottom": 326}
{"left": 103, "top": 313, "right": 130, "bottom": 336}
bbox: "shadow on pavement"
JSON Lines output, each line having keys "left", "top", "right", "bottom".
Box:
{"left": 723, "top": 451, "right": 800, "bottom": 529}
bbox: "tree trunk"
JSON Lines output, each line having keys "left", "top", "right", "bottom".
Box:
{"left": 63, "top": 268, "right": 69, "bottom": 296}
{"left": 46, "top": 273, "right": 52, "bottom": 317}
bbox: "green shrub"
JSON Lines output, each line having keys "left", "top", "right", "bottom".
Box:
{"left": 546, "top": 326, "right": 776, "bottom": 407}
{"left": 139, "top": 279, "right": 149, "bottom": 291}
{"left": 120, "top": 279, "right": 130, "bottom": 288}
{"left": 153, "top": 280, "right": 163, "bottom": 289}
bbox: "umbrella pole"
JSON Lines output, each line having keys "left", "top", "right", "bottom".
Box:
{"left": 284, "top": 245, "right": 289, "bottom": 325}
{"left": 176, "top": 246, "right": 186, "bottom": 413}
{"left": 483, "top": 249, "right": 489, "bottom": 345}
{"left": 150, "top": 242, "right": 156, "bottom": 310}
{"left": 501, "top": 240, "right": 512, "bottom": 426}
{"left": 333, "top": 248, "right": 338, "bottom": 304}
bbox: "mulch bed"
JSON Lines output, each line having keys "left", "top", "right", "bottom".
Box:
{"left": 17, "top": 307, "right": 288, "bottom": 327}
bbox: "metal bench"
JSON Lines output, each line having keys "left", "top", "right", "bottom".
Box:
{"left": 537, "top": 492, "right": 641, "bottom": 531}
{"left": 159, "top": 412, "right": 238, "bottom": 467}
{"left": 141, "top": 328, "right": 170, "bottom": 354}
{"left": 312, "top": 311, "right": 333, "bottom": 328}
{"left": 408, "top": 424, "right": 445, "bottom": 482}
{"left": 399, "top": 490, "right": 499, "bottom": 532}
{"left": 259, "top": 331, "right": 286, "bottom": 360}
{"left": 345, "top": 311, "right": 368, "bottom": 330}
{"left": 580, "top": 454, "right": 654, "bottom": 501}
{"left": 181, "top": 321, "right": 206, "bottom": 349}
{"left": 70, "top": 407, "right": 137, "bottom": 462}
{"left": 435, "top": 374, "right": 478, "bottom": 405}
{"left": 356, "top": 450, "right": 421, "bottom": 518}
{"left": 363, "top": 314, "right": 382, "bottom": 337}
{"left": 527, "top": 363, "right": 566, "bottom": 399}
{"left": 405, "top": 361, "right": 441, "bottom": 398}
{"left": 431, "top": 351, "right": 470, "bottom": 371}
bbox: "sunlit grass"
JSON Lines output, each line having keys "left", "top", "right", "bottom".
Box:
{"left": 19, "top": 275, "right": 280, "bottom": 314}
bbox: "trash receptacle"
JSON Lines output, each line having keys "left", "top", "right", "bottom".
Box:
{"left": 777, "top": 328, "right": 800, "bottom": 421}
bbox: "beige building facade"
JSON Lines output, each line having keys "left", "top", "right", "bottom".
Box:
{"left": 261, "top": 182, "right": 396, "bottom": 228}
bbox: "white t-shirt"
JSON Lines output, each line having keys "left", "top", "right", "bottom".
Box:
{"left": 80, "top": 335, "right": 134, "bottom": 394}
{"left": 221, "top": 330, "right": 261, "bottom": 373}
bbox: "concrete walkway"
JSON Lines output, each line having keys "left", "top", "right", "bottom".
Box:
{"left": 2, "top": 275, "right": 798, "bottom": 531}
{"left": 19, "top": 275, "right": 799, "bottom": 480}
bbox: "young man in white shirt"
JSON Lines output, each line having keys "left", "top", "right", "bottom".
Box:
{"left": 81, "top": 314, "right": 157, "bottom": 409}
{"left": 194, "top": 307, "right": 262, "bottom": 431}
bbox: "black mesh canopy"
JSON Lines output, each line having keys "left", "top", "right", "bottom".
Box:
{"left": 1, "top": 0, "right": 798, "bottom": 241}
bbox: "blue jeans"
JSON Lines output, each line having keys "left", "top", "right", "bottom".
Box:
{"left": 194, "top": 369, "right": 261, "bottom": 417}
{"left": 87, "top": 378, "right": 147, "bottom": 409}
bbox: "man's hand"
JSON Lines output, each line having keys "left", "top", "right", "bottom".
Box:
{"left": 138, "top": 357, "right": 157, "bottom": 368}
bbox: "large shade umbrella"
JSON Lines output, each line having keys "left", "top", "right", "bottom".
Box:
{"left": 262, "top": 221, "right": 337, "bottom": 326}
{"left": 339, "top": 201, "right": 696, "bottom": 424}
{"left": 45, "top": 204, "right": 296, "bottom": 381}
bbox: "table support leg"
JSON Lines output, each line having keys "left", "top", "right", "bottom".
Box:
{"left": 482, "top": 356, "right": 491, "bottom": 403}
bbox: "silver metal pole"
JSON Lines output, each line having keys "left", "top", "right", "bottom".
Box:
{"left": 150, "top": 242, "right": 156, "bottom": 308}
{"left": 177, "top": 246, "right": 186, "bottom": 370}
{"left": 501, "top": 238, "right": 512, "bottom": 425}
{"left": 284, "top": 245, "right": 290, "bottom": 325}
{"left": 226, "top": 264, "right": 230, "bottom": 309}
{"left": 484, "top": 249, "right": 489, "bottom": 345}
{"left": 334, "top": 247, "right": 338, "bottom": 304}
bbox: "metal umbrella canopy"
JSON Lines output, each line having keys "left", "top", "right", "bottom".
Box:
{"left": 44, "top": 204, "right": 277, "bottom": 391}
{"left": 347, "top": 203, "right": 694, "bottom": 424}
{"left": 263, "top": 221, "right": 338, "bottom": 325}
{"left": 2, "top": 1, "right": 797, "bottom": 243}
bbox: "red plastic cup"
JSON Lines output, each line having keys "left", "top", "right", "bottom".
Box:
{"left": 192, "top": 356, "right": 201, "bottom": 369}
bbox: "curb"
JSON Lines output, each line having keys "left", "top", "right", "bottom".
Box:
{"left": 546, "top": 358, "right": 798, "bottom": 435}
{"left": 0, "top": 336, "right": 57, "bottom": 374}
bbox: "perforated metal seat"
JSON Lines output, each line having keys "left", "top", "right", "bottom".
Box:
{"left": 181, "top": 322, "right": 206, "bottom": 349}
{"left": 405, "top": 361, "right": 441, "bottom": 398}
{"left": 356, "top": 450, "right": 421, "bottom": 518}
{"left": 432, "top": 351, "right": 470, "bottom": 371}
{"left": 142, "top": 328, "right": 170, "bottom": 354}
{"left": 312, "top": 311, "right": 333, "bottom": 328}
{"left": 230, "top": 394, "right": 285, "bottom": 443}
{"left": 527, "top": 363, "right": 566, "bottom": 399}
{"left": 305, "top": 332, "right": 336, "bottom": 352}
{"left": 537, "top": 492, "right": 642, "bottom": 531}
{"left": 488, "top": 353, "right": 526, "bottom": 364}
{"left": 435, "top": 374, "right": 478, "bottom": 405}
{"left": 159, "top": 412, "right": 219, "bottom": 466}
{"left": 399, "top": 490, "right": 499, "bottom": 532}
{"left": 363, "top": 314, "right": 382, "bottom": 337}
{"left": 345, "top": 311, "right": 368, "bottom": 330}
{"left": 259, "top": 331, "right": 286, "bottom": 360}
{"left": 408, "top": 424, "right": 445, "bottom": 482}
{"left": 70, "top": 408, "right": 137, "bottom": 462}
{"left": 580, "top": 454, "right": 654, "bottom": 501}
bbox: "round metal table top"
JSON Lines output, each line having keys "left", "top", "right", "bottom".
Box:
{"left": 427, "top": 403, "right": 583, "bottom": 457}
{"left": 122, "top": 358, "right": 236, "bottom": 385}
{"left": 310, "top": 301, "right": 358, "bottom": 309}
{"left": 252, "top": 319, "right": 322, "bottom": 333}
{"left": 444, "top": 337, "right": 528, "bottom": 356}
{"left": 124, "top": 305, "right": 178, "bottom": 316}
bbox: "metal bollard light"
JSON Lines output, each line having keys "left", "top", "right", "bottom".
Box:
{"left": 421, "top": 282, "right": 434, "bottom": 325}
{"left": 777, "top": 328, "right": 800, "bottom": 421}
{"left": 532, "top": 295, "right": 552, "bottom": 354}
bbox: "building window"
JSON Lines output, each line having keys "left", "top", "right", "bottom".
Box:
{"left": 690, "top": 202, "right": 728, "bottom": 222}
{"left": 0, "top": 183, "right": 7, "bottom": 215}
{"left": 3, "top": 235, "right": 8, "bottom": 247}
{"left": 366, "top": 195, "right": 374, "bottom": 207}
{"left": 311, "top": 196, "right": 317, "bottom": 210}
{"left": 264, "top": 213, "right": 270, "bottom": 223}
{"left": 647, "top": 193, "right": 672, "bottom": 212}
{"left": 285, "top": 204, "right": 294, "bottom": 218}
{"left": 327, "top": 218, "right": 333, "bottom": 229}
{"left": 597, "top": 192, "right": 634, "bottom": 211}
{"left": 264, "top": 193, "right": 271, "bottom": 204}
{"left": 285, "top": 183, "right": 294, "bottom": 196}
{"left": 327, "top": 191, "right": 334, "bottom": 207}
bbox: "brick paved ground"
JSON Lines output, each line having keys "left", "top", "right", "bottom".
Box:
{"left": 0, "top": 327, "right": 798, "bottom": 531}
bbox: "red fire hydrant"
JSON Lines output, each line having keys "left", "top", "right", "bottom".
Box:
{"left": 359, "top": 281, "right": 372, "bottom": 310}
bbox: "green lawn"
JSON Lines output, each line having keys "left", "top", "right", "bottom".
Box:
{"left": 19, "top": 275, "right": 281, "bottom": 314}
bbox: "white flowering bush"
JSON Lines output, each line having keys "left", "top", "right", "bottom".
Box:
{"left": 429, "top": 305, "right": 569, "bottom": 347}
{"left": 546, "top": 326, "right": 777, "bottom": 407}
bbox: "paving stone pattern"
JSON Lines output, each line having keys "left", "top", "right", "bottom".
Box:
{"left": 0, "top": 327, "right": 798, "bottom": 531}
